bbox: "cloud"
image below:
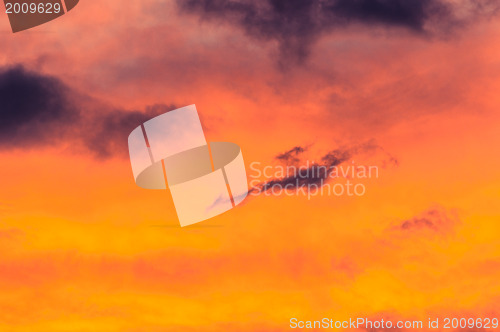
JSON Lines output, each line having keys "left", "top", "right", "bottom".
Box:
{"left": 0, "top": 65, "right": 79, "bottom": 148}
{"left": 79, "top": 104, "right": 176, "bottom": 158}
{"left": 0, "top": 66, "right": 175, "bottom": 158}
{"left": 251, "top": 140, "right": 387, "bottom": 193}
{"left": 177, "top": 0, "right": 499, "bottom": 64}
{"left": 393, "top": 207, "right": 460, "bottom": 235}
{"left": 275, "top": 145, "right": 308, "bottom": 164}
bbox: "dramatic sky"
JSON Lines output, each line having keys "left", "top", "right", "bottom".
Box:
{"left": 1, "top": 0, "right": 499, "bottom": 331}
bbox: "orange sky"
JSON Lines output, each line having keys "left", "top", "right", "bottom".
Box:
{"left": 0, "top": 1, "right": 499, "bottom": 331}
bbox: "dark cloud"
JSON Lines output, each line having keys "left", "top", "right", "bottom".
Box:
{"left": 251, "top": 141, "right": 382, "bottom": 193}
{"left": 276, "top": 145, "right": 307, "bottom": 164}
{"left": 0, "top": 65, "right": 79, "bottom": 147}
{"left": 177, "top": 0, "right": 499, "bottom": 64}
{"left": 0, "top": 66, "right": 175, "bottom": 158}
{"left": 256, "top": 163, "right": 331, "bottom": 192}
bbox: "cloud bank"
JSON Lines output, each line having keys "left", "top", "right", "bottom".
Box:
{"left": 178, "top": 0, "right": 500, "bottom": 63}
{"left": 0, "top": 66, "right": 175, "bottom": 158}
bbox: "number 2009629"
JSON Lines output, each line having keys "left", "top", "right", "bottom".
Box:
{"left": 5, "top": 2, "right": 62, "bottom": 14}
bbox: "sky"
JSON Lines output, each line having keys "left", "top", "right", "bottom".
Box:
{"left": 0, "top": 0, "right": 500, "bottom": 331}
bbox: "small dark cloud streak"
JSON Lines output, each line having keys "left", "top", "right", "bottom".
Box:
{"left": 251, "top": 141, "right": 384, "bottom": 193}
{"left": 389, "top": 207, "right": 461, "bottom": 236}
{"left": 0, "top": 66, "right": 175, "bottom": 158}
{"left": 276, "top": 145, "right": 307, "bottom": 164}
